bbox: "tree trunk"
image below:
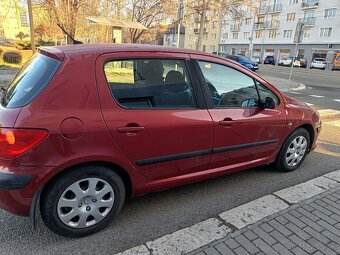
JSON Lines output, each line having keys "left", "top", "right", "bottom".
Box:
{"left": 196, "top": 2, "right": 206, "bottom": 51}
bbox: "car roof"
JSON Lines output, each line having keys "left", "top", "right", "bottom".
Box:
{"left": 46, "top": 44, "right": 225, "bottom": 60}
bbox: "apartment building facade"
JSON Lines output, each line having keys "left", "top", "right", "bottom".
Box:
{"left": 219, "top": 0, "right": 340, "bottom": 64}
{"left": 184, "top": 10, "right": 221, "bottom": 53}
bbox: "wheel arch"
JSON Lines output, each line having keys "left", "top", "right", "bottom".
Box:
{"left": 296, "top": 123, "right": 315, "bottom": 150}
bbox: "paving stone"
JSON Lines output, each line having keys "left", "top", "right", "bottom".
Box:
{"left": 303, "top": 226, "right": 330, "bottom": 244}
{"left": 307, "top": 238, "right": 336, "bottom": 255}
{"left": 285, "top": 223, "right": 310, "bottom": 240}
{"left": 272, "top": 243, "right": 294, "bottom": 255}
{"left": 289, "top": 210, "right": 303, "bottom": 218}
{"left": 299, "top": 216, "right": 324, "bottom": 232}
{"left": 296, "top": 208, "right": 319, "bottom": 221}
{"left": 312, "top": 210, "right": 337, "bottom": 225}
{"left": 321, "top": 230, "right": 340, "bottom": 244}
{"left": 288, "top": 235, "right": 316, "bottom": 253}
{"left": 268, "top": 219, "right": 293, "bottom": 237}
{"left": 270, "top": 230, "right": 296, "bottom": 250}
{"left": 195, "top": 252, "right": 206, "bottom": 255}
{"left": 234, "top": 234, "right": 259, "bottom": 254}
{"left": 283, "top": 213, "right": 306, "bottom": 228}
{"left": 224, "top": 239, "right": 240, "bottom": 250}
{"left": 260, "top": 223, "right": 274, "bottom": 233}
{"left": 234, "top": 246, "right": 250, "bottom": 255}
{"left": 309, "top": 202, "right": 333, "bottom": 216}
{"left": 329, "top": 242, "right": 340, "bottom": 254}
{"left": 214, "top": 243, "right": 235, "bottom": 255}
{"left": 243, "top": 230, "right": 257, "bottom": 241}
{"left": 252, "top": 227, "right": 277, "bottom": 246}
{"left": 276, "top": 215, "right": 289, "bottom": 225}
{"left": 252, "top": 238, "right": 278, "bottom": 255}
{"left": 203, "top": 247, "right": 219, "bottom": 255}
{"left": 317, "top": 220, "right": 340, "bottom": 236}
{"left": 291, "top": 247, "right": 309, "bottom": 255}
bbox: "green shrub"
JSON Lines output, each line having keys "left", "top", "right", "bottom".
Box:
{"left": 3, "top": 51, "right": 22, "bottom": 64}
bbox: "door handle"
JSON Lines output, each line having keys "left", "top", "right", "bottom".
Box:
{"left": 117, "top": 126, "right": 145, "bottom": 134}
{"left": 218, "top": 118, "right": 233, "bottom": 127}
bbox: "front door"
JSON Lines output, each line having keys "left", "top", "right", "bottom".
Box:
{"left": 96, "top": 52, "right": 214, "bottom": 180}
{"left": 193, "top": 55, "right": 287, "bottom": 169}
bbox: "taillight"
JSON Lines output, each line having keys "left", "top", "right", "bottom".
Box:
{"left": 323, "top": 61, "right": 327, "bottom": 64}
{"left": 0, "top": 128, "right": 48, "bottom": 159}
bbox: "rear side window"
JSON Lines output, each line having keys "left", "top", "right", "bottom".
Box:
{"left": 104, "top": 59, "right": 196, "bottom": 109}
{"left": 2, "top": 53, "right": 61, "bottom": 108}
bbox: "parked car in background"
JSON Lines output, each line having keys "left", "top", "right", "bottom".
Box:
{"left": 264, "top": 55, "right": 275, "bottom": 65}
{"left": 278, "top": 57, "right": 293, "bottom": 66}
{"left": 0, "top": 44, "right": 321, "bottom": 238}
{"left": 218, "top": 53, "right": 259, "bottom": 71}
{"left": 310, "top": 58, "right": 327, "bottom": 70}
{"left": 294, "top": 58, "right": 307, "bottom": 68}
{"left": 251, "top": 56, "right": 261, "bottom": 64}
{"left": 331, "top": 53, "right": 340, "bottom": 71}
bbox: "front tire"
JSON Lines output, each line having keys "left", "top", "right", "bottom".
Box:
{"left": 40, "top": 165, "right": 125, "bottom": 237}
{"left": 275, "top": 128, "right": 310, "bottom": 172}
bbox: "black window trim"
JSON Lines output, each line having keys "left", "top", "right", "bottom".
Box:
{"left": 193, "top": 59, "right": 281, "bottom": 109}
{"left": 102, "top": 57, "right": 206, "bottom": 110}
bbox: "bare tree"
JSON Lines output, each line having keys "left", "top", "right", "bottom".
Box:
{"left": 185, "top": 0, "right": 253, "bottom": 51}
{"left": 126, "top": 0, "right": 176, "bottom": 43}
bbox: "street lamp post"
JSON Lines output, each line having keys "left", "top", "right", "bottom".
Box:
{"left": 27, "top": 0, "right": 36, "bottom": 54}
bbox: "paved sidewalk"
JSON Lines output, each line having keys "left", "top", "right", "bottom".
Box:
{"left": 188, "top": 186, "right": 340, "bottom": 255}
{"left": 260, "top": 75, "right": 305, "bottom": 92}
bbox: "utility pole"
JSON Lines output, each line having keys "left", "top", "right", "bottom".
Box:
{"left": 27, "top": 0, "right": 36, "bottom": 54}
{"left": 260, "top": 8, "right": 269, "bottom": 63}
{"left": 176, "top": 0, "right": 184, "bottom": 48}
{"left": 289, "top": 22, "right": 304, "bottom": 84}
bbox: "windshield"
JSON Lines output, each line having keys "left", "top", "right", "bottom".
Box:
{"left": 2, "top": 53, "right": 61, "bottom": 108}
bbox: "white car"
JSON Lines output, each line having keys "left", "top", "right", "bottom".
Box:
{"left": 310, "top": 58, "right": 327, "bottom": 70}
{"left": 278, "top": 57, "right": 293, "bottom": 66}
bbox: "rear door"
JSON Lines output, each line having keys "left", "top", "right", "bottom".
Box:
{"left": 96, "top": 52, "right": 214, "bottom": 180}
{"left": 191, "top": 54, "right": 287, "bottom": 169}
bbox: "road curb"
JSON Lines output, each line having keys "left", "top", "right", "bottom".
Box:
{"left": 115, "top": 168, "right": 340, "bottom": 255}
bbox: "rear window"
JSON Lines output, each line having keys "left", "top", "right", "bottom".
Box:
{"left": 1, "top": 53, "right": 61, "bottom": 108}
{"left": 315, "top": 58, "right": 325, "bottom": 61}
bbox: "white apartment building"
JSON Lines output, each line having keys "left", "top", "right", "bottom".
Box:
{"left": 219, "top": 0, "right": 340, "bottom": 64}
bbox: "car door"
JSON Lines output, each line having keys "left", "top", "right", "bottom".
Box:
{"left": 95, "top": 52, "right": 214, "bottom": 180}
{"left": 191, "top": 54, "right": 287, "bottom": 170}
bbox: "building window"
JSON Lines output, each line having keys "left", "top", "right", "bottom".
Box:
{"left": 320, "top": 28, "right": 332, "bottom": 37}
{"left": 255, "top": 31, "right": 263, "bottom": 38}
{"left": 210, "top": 45, "right": 216, "bottom": 52}
{"left": 204, "top": 34, "right": 208, "bottom": 40}
{"left": 188, "top": 45, "right": 192, "bottom": 49}
{"left": 286, "top": 13, "right": 295, "bottom": 22}
{"left": 233, "top": 33, "right": 239, "bottom": 39}
{"left": 289, "top": 0, "right": 298, "bottom": 4}
{"left": 304, "top": 28, "right": 311, "bottom": 38}
{"left": 269, "top": 30, "right": 277, "bottom": 39}
{"left": 283, "top": 30, "right": 292, "bottom": 38}
{"left": 222, "top": 33, "right": 228, "bottom": 39}
{"left": 245, "top": 18, "right": 252, "bottom": 25}
{"left": 212, "top": 21, "right": 217, "bottom": 29}
{"left": 187, "top": 35, "right": 192, "bottom": 41}
{"left": 243, "top": 32, "right": 250, "bottom": 39}
{"left": 324, "top": 8, "right": 337, "bottom": 19}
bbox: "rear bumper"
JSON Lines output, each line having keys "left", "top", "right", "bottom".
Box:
{"left": 332, "top": 66, "right": 340, "bottom": 70}
{"left": 0, "top": 172, "right": 32, "bottom": 190}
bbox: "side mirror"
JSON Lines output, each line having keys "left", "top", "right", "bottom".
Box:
{"left": 241, "top": 98, "right": 258, "bottom": 108}
{"left": 262, "top": 97, "right": 276, "bottom": 109}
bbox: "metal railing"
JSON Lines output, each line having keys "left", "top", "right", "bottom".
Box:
{"left": 268, "top": 4, "right": 283, "bottom": 13}
{"left": 301, "top": 0, "right": 319, "bottom": 8}
{"left": 298, "top": 17, "right": 316, "bottom": 26}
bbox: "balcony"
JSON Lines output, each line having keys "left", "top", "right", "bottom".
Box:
{"left": 253, "top": 22, "right": 265, "bottom": 30}
{"left": 266, "top": 21, "right": 280, "bottom": 29}
{"left": 268, "top": 4, "right": 283, "bottom": 13}
{"left": 230, "top": 24, "right": 241, "bottom": 32}
{"left": 301, "top": 0, "right": 319, "bottom": 9}
{"left": 298, "top": 17, "right": 316, "bottom": 26}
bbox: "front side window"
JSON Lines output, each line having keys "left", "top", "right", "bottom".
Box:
{"left": 198, "top": 61, "right": 259, "bottom": 108}
{"left": 104, "top": 59, "right": 196, "bottom": 109}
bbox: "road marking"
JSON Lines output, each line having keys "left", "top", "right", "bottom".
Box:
{"left": 334, "top": 99, "right": 340, "bottom": 103}
{"left": 318, "top": 109, "right": 340, "bottom": 117}
{"left": 309, "top": 95, "right": 325, "bottom": 98}
{"left": 274, "top": 177, "right": 338, "bottom": 204}
{"left": 325, "top": 120, "right": 340, "bottom": 128}
{"left": 291, "top": 83, "right": 306, "bottom": 91}
{"left": 219, "top": 195, "right": 288, "bottom": 229}
{"left": 145, "top": 218, "right": 231, "bottom": 255}
{"left": 115, "top": 169, "right": 340, "bottom": 255}
{"left": 304, "top": 102, "right": 314, "bottom": 106}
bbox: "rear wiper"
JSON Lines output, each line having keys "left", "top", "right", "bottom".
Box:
{"left": 1, "top": 86, "right": 7, "bottom": 105}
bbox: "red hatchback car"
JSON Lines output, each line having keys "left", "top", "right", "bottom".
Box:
{"left": 0, "top": 44, "right": 321, "bottom": 237}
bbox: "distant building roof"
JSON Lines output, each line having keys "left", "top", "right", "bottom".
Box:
{"left": 165, "top": 24, "right": 185, "bottom": 35}
{"left": 86, "top": 16, "right": 147, "bottom": 30}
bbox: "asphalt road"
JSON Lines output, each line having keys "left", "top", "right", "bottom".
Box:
{"left": 1, "top": 67, "right": 340, "bottom": 255}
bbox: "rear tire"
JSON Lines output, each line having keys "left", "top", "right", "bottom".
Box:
{"left": 275, "top": 128, "right": 310, "bottom": 172}
{"left": 40, "top": 165, "right": 125, "bottom": 237}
